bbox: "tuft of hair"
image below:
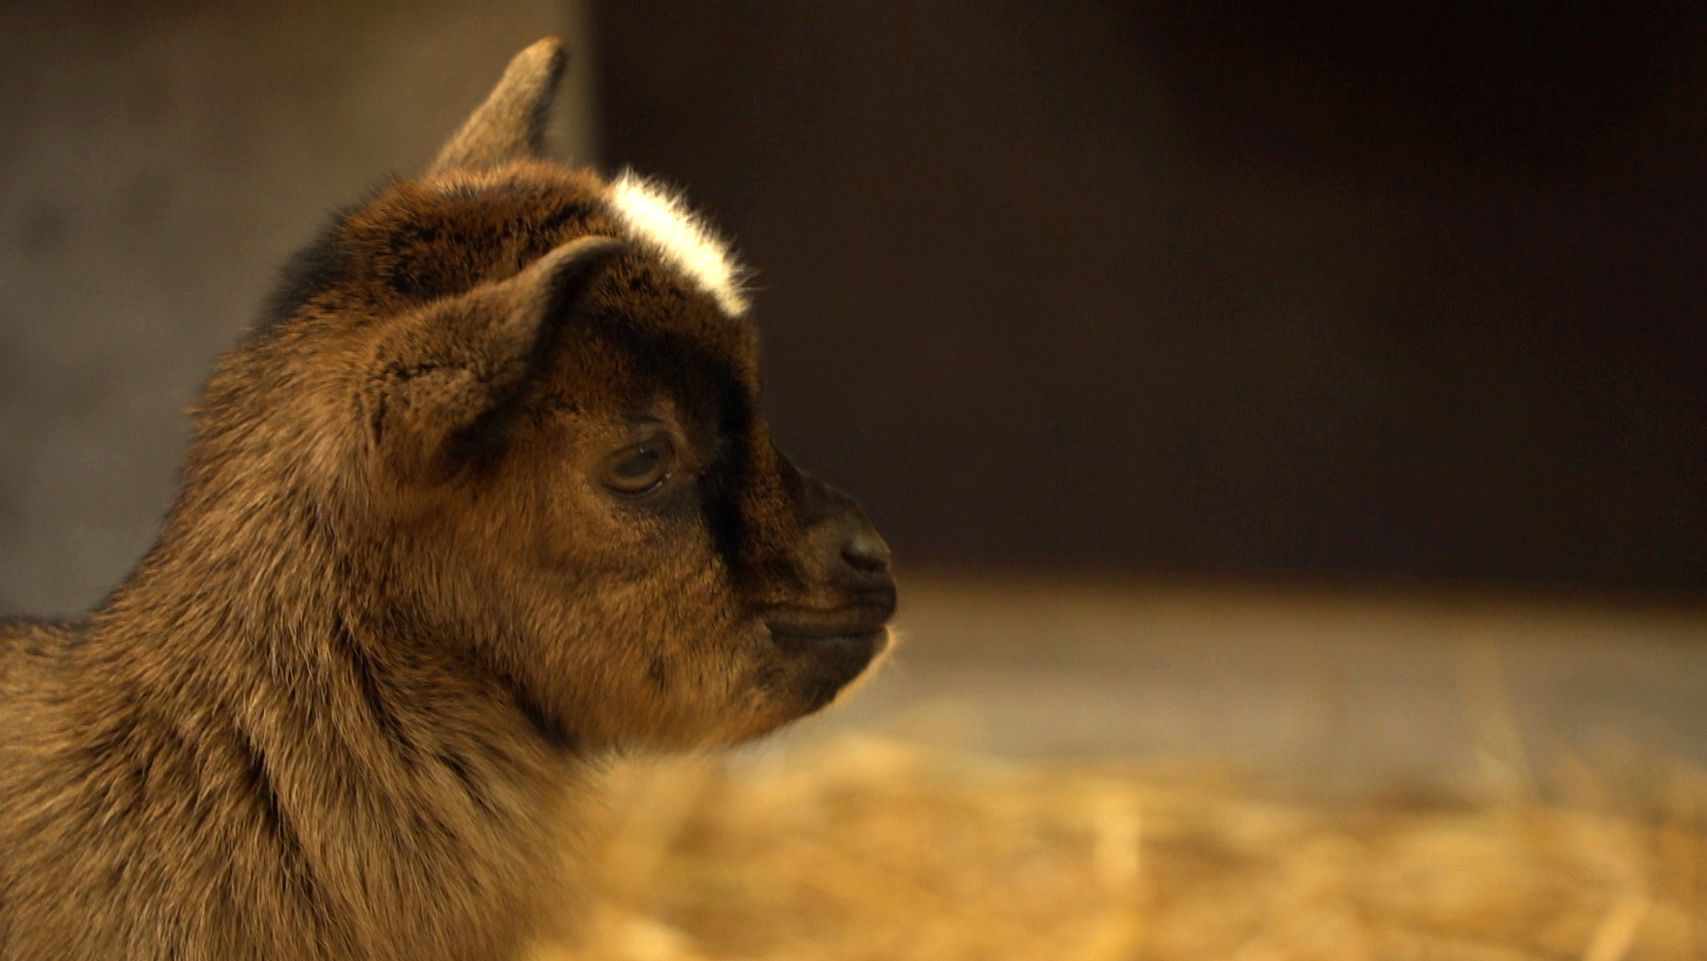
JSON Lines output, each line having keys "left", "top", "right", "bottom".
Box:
{"left": 606, "top": 171, "right": 752, "bottom": 316}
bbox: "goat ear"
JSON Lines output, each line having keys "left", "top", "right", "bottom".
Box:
{"left": 367, "top": 235, "right": 627, "bottom": 483}
{"left": 430, "top": 37, "right": 567, "bottom": 173}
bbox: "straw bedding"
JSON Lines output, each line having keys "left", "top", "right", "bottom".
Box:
{"left": 534, "top": 735, "right": 1705, "bottom": 961}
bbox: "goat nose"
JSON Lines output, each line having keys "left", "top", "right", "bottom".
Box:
{"left": 839, "top": 524, "right": 893, "bottom": 575}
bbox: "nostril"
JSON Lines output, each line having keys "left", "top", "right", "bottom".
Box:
{"left": 840, "top": 529, "right": 893, "bottom": 574}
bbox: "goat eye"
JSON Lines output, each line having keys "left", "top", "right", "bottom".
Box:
{"left": 599, "top": 435, "right": 676, "bottom": 495}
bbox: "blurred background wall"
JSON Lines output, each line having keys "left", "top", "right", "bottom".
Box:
{"left": 3, "top": 3, "right": 1704, "bottom": 617}
{"left": 0, "top": 0, "right": 595, "bottom": 615}
{"left": 593, "top": 4, "right": 1707, "bottom": 597}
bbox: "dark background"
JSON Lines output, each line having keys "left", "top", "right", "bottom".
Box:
{"left": 594, "top": 3, "right": 1707, "bottom": 595}
{"left": 3, "top": 3, "right": 1704, "bottom": 616}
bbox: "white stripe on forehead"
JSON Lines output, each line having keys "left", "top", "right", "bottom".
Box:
{"left": 605, "top": 171, "right": 750, "bottom": 316}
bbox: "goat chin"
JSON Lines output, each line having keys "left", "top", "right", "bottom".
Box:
{"left": 831, "top": 626, "right": 904, "bottom": 709}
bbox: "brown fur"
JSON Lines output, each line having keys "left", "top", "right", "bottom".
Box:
{"left": 0, "top": 39, "right": 895, "bottom": 961}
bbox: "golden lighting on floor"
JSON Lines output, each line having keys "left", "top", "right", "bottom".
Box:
{"left": 533, "top": 733, "right": 1705, "bottom": 961}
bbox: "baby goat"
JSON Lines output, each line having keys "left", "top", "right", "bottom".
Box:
{"left": 0, "top": 38, "right": 896, "bottom": 961}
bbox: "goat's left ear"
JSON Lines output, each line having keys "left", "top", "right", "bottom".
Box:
{"left": 365, "top": 235, "right": 627, "bottom": 483}
{"left": 430, "top": 37, "right": 567, "bottom": 172}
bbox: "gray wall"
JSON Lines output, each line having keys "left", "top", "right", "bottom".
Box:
{"left": 1, "top": 1, "right": 595, "bottom": 616}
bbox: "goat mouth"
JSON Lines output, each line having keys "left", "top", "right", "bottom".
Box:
{"left": 761, "top": 595, "right": 894, "bottom": 709}
{"left": 767, "top": 625, "right": 889, "bottom": 658}
{"left": 762, "top": 596, "right": 895, "bottom": 647}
